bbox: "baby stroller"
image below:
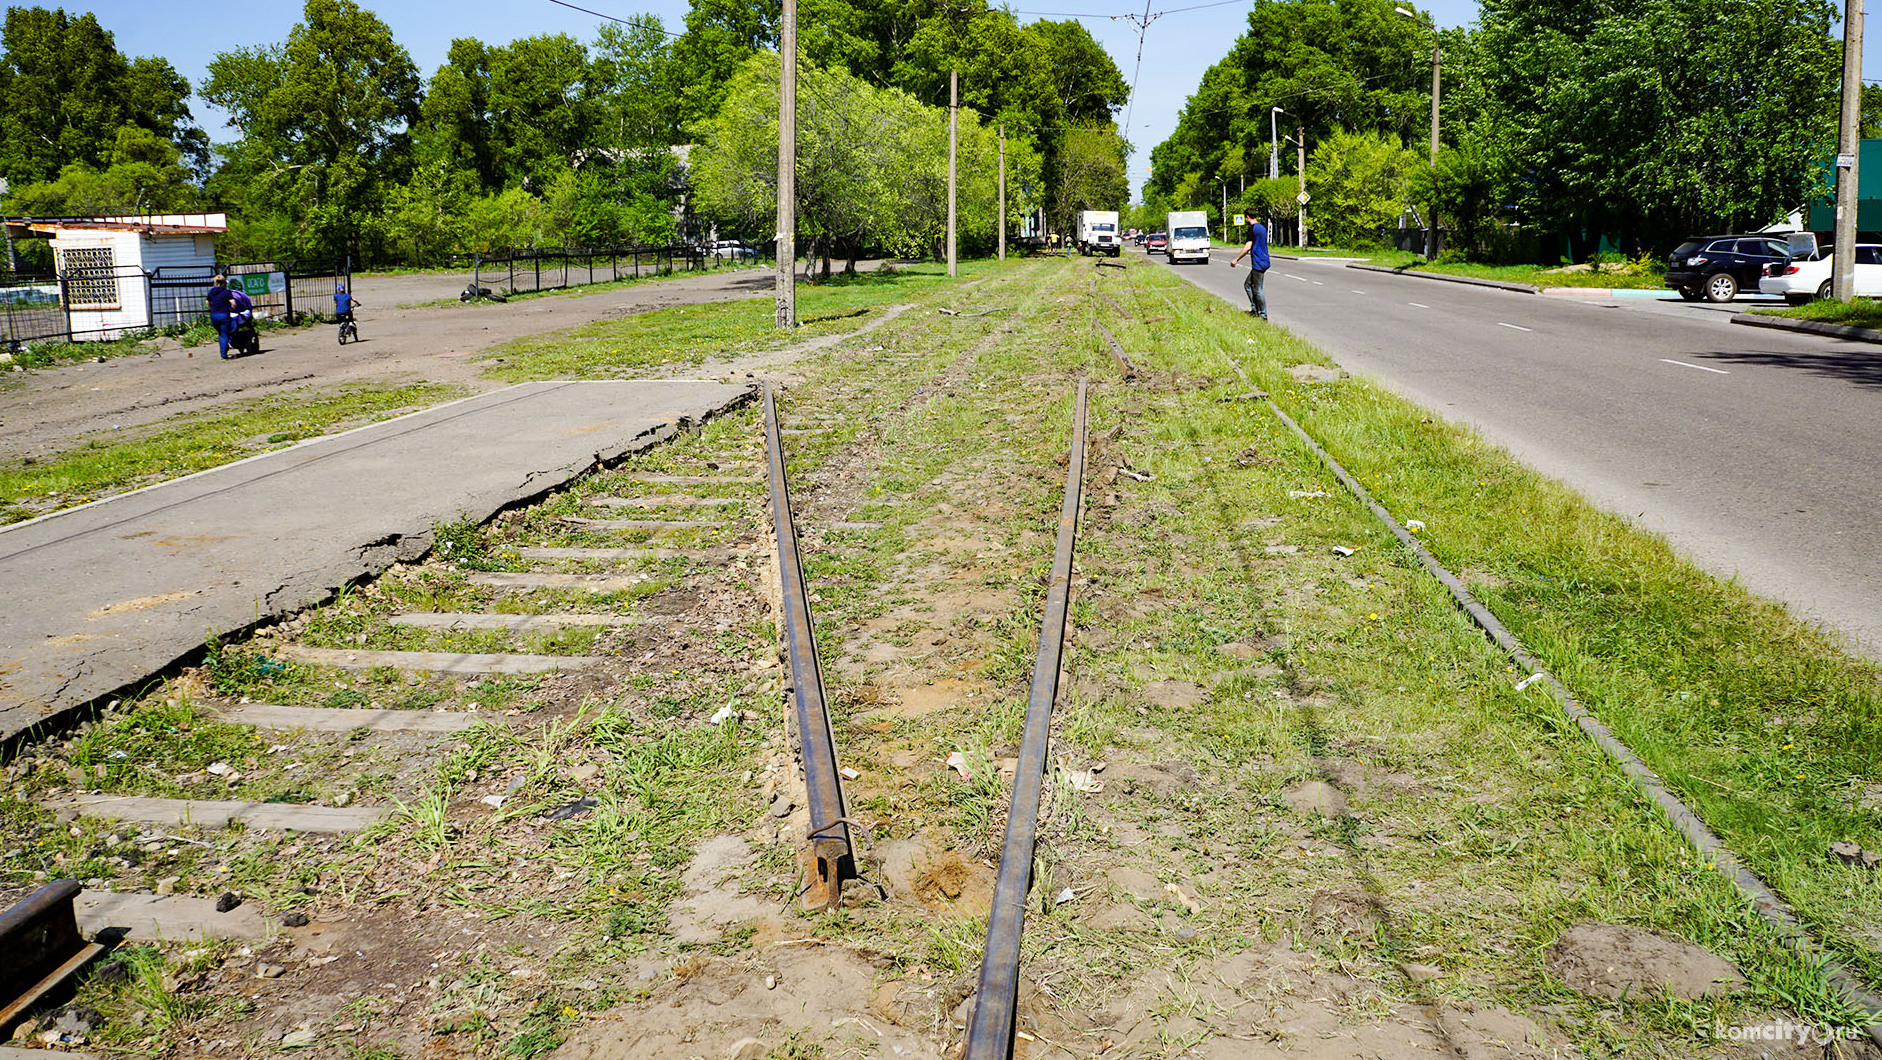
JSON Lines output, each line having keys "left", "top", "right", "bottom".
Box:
{"left": 228, "top": 307, "right": 260, "bottom": 356}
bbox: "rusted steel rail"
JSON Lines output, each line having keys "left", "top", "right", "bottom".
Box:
{"left": 962, "top": 380, "right": 1089, "bottom": 1060}
{"left": 1091, "top": 320, "right": 1138, "bottom": 381}
{"left": 762, "top": 384, "right": 855, "bottom": 910}
{"left": 1, "top": 880, "right": 105, "bottom": 1032}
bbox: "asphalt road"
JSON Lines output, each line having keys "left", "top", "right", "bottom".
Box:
{"left": 1155, "top": 248, "right": 1882, "bottom": 659}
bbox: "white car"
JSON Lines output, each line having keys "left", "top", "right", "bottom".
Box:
{"left": 1759, "top": 244, "right": 1882, "bottom": 304}
{"left": 711, "top": 239, "right": 756, "bottom": 261}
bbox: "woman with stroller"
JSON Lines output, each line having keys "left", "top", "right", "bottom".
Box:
{"left": 206, "top": 276, "right": 236, "bottom": 359}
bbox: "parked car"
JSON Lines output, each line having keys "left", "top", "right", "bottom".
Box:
{"left": 711, "top": 239, "right": 756, "bottom": 261}
{"left": 1664, "top": 233, "right": 1796, "bottom": 302}
{"left": 1759, "top": 244, "right": 1882, "bottom": 303}
{"left": 1145, "top": 231, "right": 1169, "bottom": 252}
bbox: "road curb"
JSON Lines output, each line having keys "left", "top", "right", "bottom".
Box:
{"left": 1540, "top": 287, "right": 1670, "bottom": 299}
{"left": 1730, "top": 313, "right": 1882, "bottom": 343}
{"left": 1345, "top": 263, "right": 1538, "bottom": 294}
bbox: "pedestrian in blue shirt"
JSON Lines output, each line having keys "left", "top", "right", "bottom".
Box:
{"left": 1229, "top": 217, "right": 1271, "bottom": 319}
{"left": 205, "top": 276, "right": 236, "bottom": 359}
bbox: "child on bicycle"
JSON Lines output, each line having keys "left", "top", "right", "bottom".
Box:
{"left": 333, "top": 285, "right": 360, "bottom": 322}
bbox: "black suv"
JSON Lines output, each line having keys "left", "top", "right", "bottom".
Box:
{"left": 1665, "top": 234, "right": 1795, "bottom": 302}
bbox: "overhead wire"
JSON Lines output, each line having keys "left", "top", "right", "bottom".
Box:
{"left": 542, "top": 0, "right": 686, "bottom": 37}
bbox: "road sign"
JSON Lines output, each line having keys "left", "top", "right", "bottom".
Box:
{"left": 1296, "top": 191, "right": 1311, "bottom": 205}
{"left": 1232, "top": 214, "right": 1246, "bottom": 225}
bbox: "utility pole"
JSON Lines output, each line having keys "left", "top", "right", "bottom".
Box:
{"left": 1425, "top": 42, "right": 1441, "bottom": 259}
{"left": 775, "top": 0, "right": 797, "bottom": 327}
{"left": 947, "top": 69, "right": 958, "bottom": 278}
{"left": 1297, "top": 124, "right": 1308, "bottom": 249}
{"left": 1835, "top": 0, "right": 1863, "bottom": 302}
{"left": 1221, "top": 181, "right": 1229, "bottom": 244}
{"left": 1268, "top": 107, "right": 1283, "bottom": 181}
{"left": 998, "top": 125, "right": 1007, "bottom": 262}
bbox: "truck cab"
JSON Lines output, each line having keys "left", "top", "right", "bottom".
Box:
{"left": 1166, "top": 211, "right": 1210, "bottom": 264}
{"left": 1077, "top": 211, "right": 1122, "bottom": 257}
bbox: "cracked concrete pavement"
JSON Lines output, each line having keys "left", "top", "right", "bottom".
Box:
{"left": 0, "top": 379, "right": 754, "bottom": 744}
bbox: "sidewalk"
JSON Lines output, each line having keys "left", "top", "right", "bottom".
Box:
{"left": 0, "top": 380, "right": 752, "bottom": 744}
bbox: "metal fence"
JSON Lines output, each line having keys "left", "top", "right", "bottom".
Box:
{"left": 471, "top": 244, "right": 752, "bottom": 296}
{"left": 0, "top": 258, "right": 350, "bottom": 347}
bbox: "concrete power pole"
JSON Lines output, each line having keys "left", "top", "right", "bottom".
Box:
{"left": 998, "top": 125, "right": 1007, "bottom": 262}
{"left": 1297, "top": 125, "right": 1309, "bottom": 249}
{"left": 1425, "top": 42, "right": 1441, "bottom": 260}
{"left": 775, "top": 0, "right": 797, "bottom": 327}
{"left": 1835, "top": 0, "right": 1863, "bottom": 302}
{"left": 948, "top": 70, "right": 958, "bottom": 278}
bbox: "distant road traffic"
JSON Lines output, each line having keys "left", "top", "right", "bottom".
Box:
{"left": 1158, "top": 248, "right": 1882, "bottom": 658}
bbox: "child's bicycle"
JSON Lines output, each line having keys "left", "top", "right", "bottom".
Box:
{"left": 336, "top": 312, "right": 360, "bottom": 345}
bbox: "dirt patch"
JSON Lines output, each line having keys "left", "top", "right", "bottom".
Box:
{"left": 1139, "top": 679, "right": 1208, "bottom": 709}
{"left": 1545, "top": 922, "right": 1747, "bottom": 1000}
{"left": 908, "top": 849, "right": 994, "bottom": 914}
{"left": 1282, "top": 779, "right": 1348, "bottom": 816}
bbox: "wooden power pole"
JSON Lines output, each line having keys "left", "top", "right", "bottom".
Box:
{"left": 775, "top": 0, "right": 797, "bottom": 327}
{"left": 1297, "top": 125, "right": 1308, "bottom": 249}
{"left": 1835, "top": 0, "right": 1863, "bottom": 302}
{"left": 948, "top": 70, "right": 958, "bottom": 278}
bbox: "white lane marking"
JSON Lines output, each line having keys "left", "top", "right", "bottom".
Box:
{"left": 1287, "top": 274, "right": 1309, "bottom": 282}
{"left": 1497, "top": 322, "right": 1533, "bottom": 332}
{"left": 1312, "top": 281, "right": 1325, "bottom": 286}
{"left": 1661, "top": 358, "right": 1730, "bottom": 375}
{"left": 1408, "top": 302, "right": 1429, "bottom": 308}
{"left": 1351, "top": 289, "right": 1367, "bottom": 294}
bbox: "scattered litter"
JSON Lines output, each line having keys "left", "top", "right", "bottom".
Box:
{"left": 1061, "top": 768, "right": 1104, "bottom": 794}
{"left": 1831, "top": 840, "right": 1880, "bottom": 869}
{"left": 1118, "top": 467, "right": 1153, "bottom": 482}
{"left": 480, "top": 794, "right": 507, "bottom": 809}
{"left": 709, "top": 704, "right": 738, "bottom": 725}
{"left": 1164, "top": 882, "right": 1202, "bottom": 914}
{"left": 764, "top": 974, "right": 779, "bottom": 990}
{"left": 1405, "top": 519, "right": 1426, "bottom": 533}
{"left": 839, "top": 767, "right": 860, "bottom": 780}
{"left": 542, "top": 796, "right": 599, "bottom": 822}
{"left": 1288, "top": 490, "right": 1331, "bottom": 499}
{"left": 265, "top": 745, "right": 288, "bottom": 755}
{"left": 1055, "top": 887, "right": 1077, "bottom": 905}
{"left": 206, "top": 762, "right": 233, "bottom": 776}
{"left": 1332, "top": 546, "right": 1356, "bottom": 557}
{"left": 945, "top": 751, "right": 974, "bottom": 780}
{"left": 1514, "top": 673, "right": 1545, "bottom": 692}
{"left": 108, "top": 749, "right": 127, "bottom": 759}
{"left": 280, "top": 1029, "right": 318, "bottom": 1048}
{"left": 937, "top": 308, "right": 959, "bottom": 315}
{"left": 505, "top": 775, "right": 528, "bottom": 793}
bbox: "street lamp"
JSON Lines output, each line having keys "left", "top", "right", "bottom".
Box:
{"left": 1268, "top": 106, "right": 1284, "bottom": 181}
{"left": 1395, "top": 6, "right": 1440, "bottom": 260}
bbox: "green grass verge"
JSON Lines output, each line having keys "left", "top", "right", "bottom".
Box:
{"left": 1358, "top": 249, "right": 1661, "bottom": 288}
{"left": 1746, "top": 297, "right": 1882, "bottom": 330}
{"left": 479, "top": 261, "right": 979, "bottom": 381}
{"left": 1106, "top": 261, "right": 1882, "bottom": 986}
{"left": 0, "top": 382, "right": 467, "bottom": 523}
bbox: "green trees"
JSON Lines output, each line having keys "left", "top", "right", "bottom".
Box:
{"left": 1453, "top": 0, "right": 1839, "bottom": 254}
{"left": 0, "top": 6, "right": 207, "bottom": 213}
{"left": 691, "top": 54, "right": 1034, "bottom": 273}
{"left": 1303, "top": 130, "right": 1418, "bottom": 247}
{"left": 203, "top": 0, "right": 422, "bottom": 259}
{"left": 1147, "top": 0, "right": 1429, "bottom": 211}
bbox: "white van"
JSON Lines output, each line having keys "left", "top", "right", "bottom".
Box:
{"left": 1166, "top": 211, "right": 1210, "bottom": 264}
{"left": 1077, "top": 211, "right": 1122, "bottom": 256}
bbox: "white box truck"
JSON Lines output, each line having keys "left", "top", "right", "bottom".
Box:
{"left": 1166, "top": 210, "right": 1211, "bottom": 264}
{"left": 1077, "top": 211, "right": 1122, "bottom": 256}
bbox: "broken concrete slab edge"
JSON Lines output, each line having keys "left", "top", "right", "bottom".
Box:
{"left": 1, "top": 382, "right": 757, "bottom": 753}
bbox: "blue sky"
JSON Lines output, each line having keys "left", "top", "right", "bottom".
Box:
{"left": 66, "top": 0, "right": 1878, "bottom": 201}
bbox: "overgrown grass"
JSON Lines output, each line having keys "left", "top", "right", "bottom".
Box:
{"left": 1104, "top": 259, "right": 1882, "bottom": 988}
{"left": 0, "top": 381, "right": 466, "bottom": 522}
{"left": 1362, "top": 249, "right": 1667, "bottom": 288}
{"left": 479, "top": 261, "right": 979, "bottom": 381}
{"left": 1747, "top": 296, "right": 1882, "bottom": 330}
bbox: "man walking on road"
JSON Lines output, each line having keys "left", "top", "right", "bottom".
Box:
{"left": 1229, "top": 216, "right": 1270, "bottom": 320}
